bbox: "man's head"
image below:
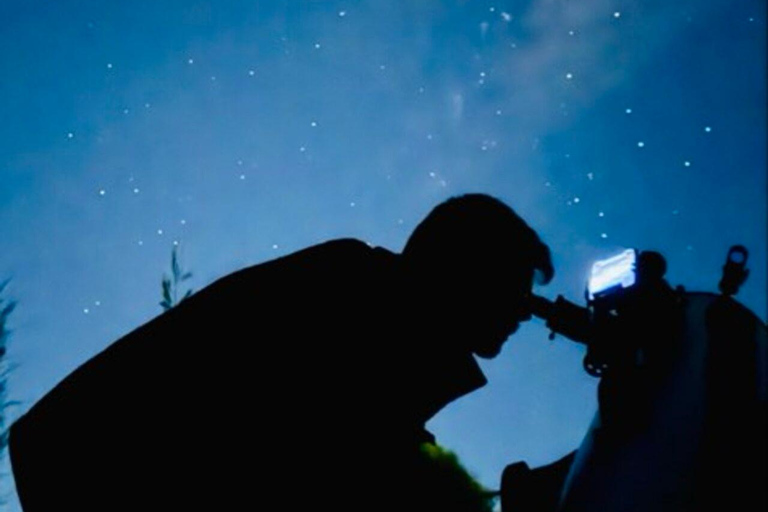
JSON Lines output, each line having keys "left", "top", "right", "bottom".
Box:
{"left": 402, "top": 193, "right": 554, "bottom": 358}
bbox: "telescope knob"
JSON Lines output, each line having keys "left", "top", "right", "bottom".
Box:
{"left": 719, "top": 245, "right": 749, "bottom": 296}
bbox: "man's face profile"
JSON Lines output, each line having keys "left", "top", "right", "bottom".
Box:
{"left": 468, "top": 291, "right": 532, "bottom": 359}
{"left": 440, "top": 264, "right": 535, "bottom": 359}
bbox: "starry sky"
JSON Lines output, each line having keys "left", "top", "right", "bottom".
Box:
{"left": 0, "top": 0, "right": 765, "bottom": 508}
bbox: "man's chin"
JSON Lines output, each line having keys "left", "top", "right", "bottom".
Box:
{"left": 473, "top": 342, "right": 504, "bottom": 359}
{"left": 473, "top": 324, "right": 519, "bottom": 359}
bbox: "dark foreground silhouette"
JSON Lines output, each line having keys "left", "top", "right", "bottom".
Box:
{"left": 9, "top": 194, "right": 553, "bottom": 511}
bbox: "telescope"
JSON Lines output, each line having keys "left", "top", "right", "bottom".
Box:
{"left": 501, "top": 245, "right": 767, "bottom": 512}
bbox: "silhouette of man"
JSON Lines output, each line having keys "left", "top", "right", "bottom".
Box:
{"left": 9, "top": 193, "right": 553, "bottom": 511}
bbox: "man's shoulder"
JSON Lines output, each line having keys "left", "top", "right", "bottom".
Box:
{"left": 194, "top": 238, "right": 398, "bottom": 306}
{"left": 230, "top": 238, "right": 395, "bottom": 279}
{"left": 306, "top": 237, "right": 372, "bottom": 252}
{"left": 301, "top": 238, "right": 399, "bottom": 271}
{"left": 287, "top": 238, "right": 377, "bottom": 263}
{"left": 287, "top": 238, "right": 398, "bottom": 263}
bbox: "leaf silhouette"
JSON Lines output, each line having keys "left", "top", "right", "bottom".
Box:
{"left": 160, "top": 245, "right": 194, "bottom": 311}
{"left": 162, "top": 277, "right": 172, "bottom": 302}
{"left": 171, "top": 247, "right": 181, "bottom": 281}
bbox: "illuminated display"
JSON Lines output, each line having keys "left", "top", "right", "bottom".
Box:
{"left": 588, "top": 249, "right": 637, "bottom": 300}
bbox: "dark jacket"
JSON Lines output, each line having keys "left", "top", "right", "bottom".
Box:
{"left": 10, "top": 238, "right": 486, "bottom": 511}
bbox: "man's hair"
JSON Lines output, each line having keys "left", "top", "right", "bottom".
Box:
{"left": 402, "top": 193, "right": 554, "bottom": 285}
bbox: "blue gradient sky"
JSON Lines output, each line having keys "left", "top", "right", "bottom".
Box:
{"left": 1, "top": 0, "right": 765, "bottom": 508}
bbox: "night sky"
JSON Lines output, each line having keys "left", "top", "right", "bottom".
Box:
{"left": 1, "top": 0, "right": 765, "bottom": 508}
